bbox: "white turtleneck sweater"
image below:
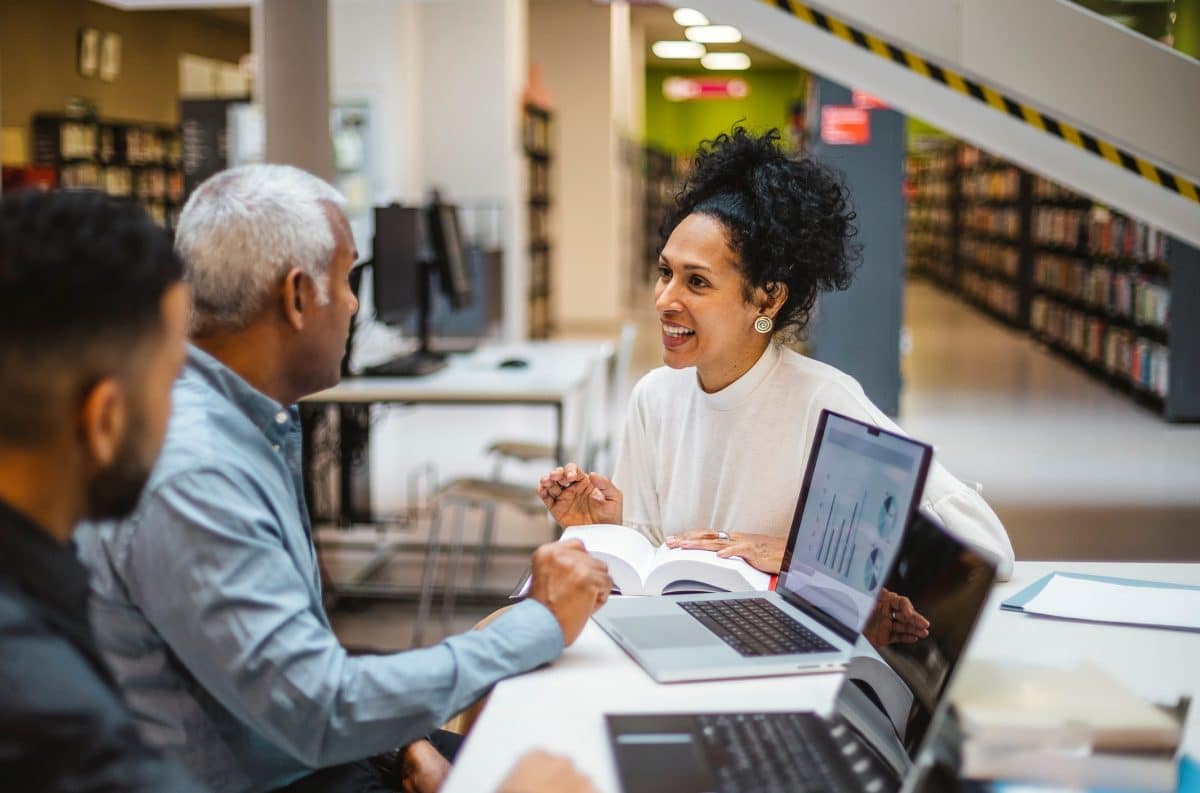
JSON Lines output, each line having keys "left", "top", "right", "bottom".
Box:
{"left": 612, "top": 342, "right": 1015, "bottom": 581}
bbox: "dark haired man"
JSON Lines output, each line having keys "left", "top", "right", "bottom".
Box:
{"left": 0, "top": 190, "right": 200, "bottom": 790}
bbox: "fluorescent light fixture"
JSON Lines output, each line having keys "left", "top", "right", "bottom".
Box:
{"left": 673, "top": 8, "right": 709, "bottom": 27}
{"left": 652, "top": 40, "right": 706, "bottom": 59}
{"left": 701, "top": 52, "right": 751, "bottom": 70}
{"left": 685, "top": 25, "right": 742, "bottom": 44}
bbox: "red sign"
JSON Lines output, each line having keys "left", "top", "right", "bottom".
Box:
{"left": 663, "top": 77, "right": 751, "bottom": 102}
{"left": 852, "top": 89, "right": 889, "bottom": 110}
{"left": 820, "top": 106, "right": 871, "bottom": 145}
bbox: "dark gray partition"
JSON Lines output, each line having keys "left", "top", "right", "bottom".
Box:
{"left": 1167, "top": 238, "right": 1200, "bottom": 422}
{"left": 805, "top": 77, "right": 906, "bottom": 416}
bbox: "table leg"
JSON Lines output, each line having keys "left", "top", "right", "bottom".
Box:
{"left": 554, "top": 401, "right": 564, "bottom": 464}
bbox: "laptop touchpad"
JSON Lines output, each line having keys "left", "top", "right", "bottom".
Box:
{"left": 611, "top": 615, "right": 724, "bottom": 650}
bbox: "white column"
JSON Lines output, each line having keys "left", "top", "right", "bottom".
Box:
{"left": 530, "top": 0, "right": 622, "bottom": 332}
{"left": 256, "top": 0, "right": 333, "bottom": 181}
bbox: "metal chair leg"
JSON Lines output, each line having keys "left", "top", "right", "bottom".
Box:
{"left": 473, "top": 502, "right": 497, "bottom": 583}
{"left": 412, "top": 500, "right": 444, "bottom": 647}
{"left": 441, "top": 500, "right": 468, "bottom": 627}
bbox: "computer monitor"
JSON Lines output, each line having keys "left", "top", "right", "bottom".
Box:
{"left": 425, "top": 193, "right": 473, "bottom": 311}
{"left": 371, "top": 204, "right": 423, "bottom": 326}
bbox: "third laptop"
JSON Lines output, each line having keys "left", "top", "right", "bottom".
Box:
{"left": 592, "top": 409, "right": 934, "bottom": 683}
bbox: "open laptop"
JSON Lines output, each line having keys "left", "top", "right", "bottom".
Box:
{"left": 606, "top": 509, "right": 1000, "bottom": 793}
{"left": 593, "top": 409, "right": 933, "bottom": 683}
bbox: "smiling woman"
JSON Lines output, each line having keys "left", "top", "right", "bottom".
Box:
{"left": 538, "top": 127, "right": 1015, "bottom": 581}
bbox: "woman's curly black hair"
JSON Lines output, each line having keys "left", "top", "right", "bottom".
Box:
{"left": 660, "top": 126, "right": 860, "bottom": 337}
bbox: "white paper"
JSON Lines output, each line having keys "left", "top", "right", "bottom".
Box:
{"left": 1023, "top": 575, "right": 1200, "bottom": 631}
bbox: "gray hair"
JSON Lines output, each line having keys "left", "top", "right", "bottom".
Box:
{"left": 175, "top": 163, "right": 347, "bottom": 335}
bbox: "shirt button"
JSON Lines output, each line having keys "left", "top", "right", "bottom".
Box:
{"left": 275, "top": 411, "right": 288, "bottom": 425}
{"left": 272, "top": 443, "right": 281, "bottom": 452}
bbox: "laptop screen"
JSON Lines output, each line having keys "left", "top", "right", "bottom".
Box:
{"left": 778, "top": 411, "right": 932, "bottom": 636}
{"left": 835, "top": 509, "right": 998, "bottom": 766}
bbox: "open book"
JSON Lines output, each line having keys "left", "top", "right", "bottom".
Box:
{"left": 557, "top": 524, "right": 772, "bottom": 596}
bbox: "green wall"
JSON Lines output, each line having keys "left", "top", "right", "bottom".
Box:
{"left": 644, "top": 67, "right": 804, "bottom": 156}
{"left": 1176, "top": 0, "right": 1200, "bottom": 58}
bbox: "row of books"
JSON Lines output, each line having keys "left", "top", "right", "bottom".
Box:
{"left": 53, "top": 122, "right": 181, "bottom": 166}
{"left": 962, "top": 206, "right": 1020, "bottom": 239}
{"left": 962, "top": 239, "right": 1020, "bottom": 280}
{"left": 1087, "top": 206, "right": 1170, "bottom": 262}
{"left": 1033, "top": 206, "right": 1087, "bottom": 249}
{"left": 1032, "top": 174, "right": 1083, "bottom": 203}
{"left": 962, "top": 271, "right": 1020, "bottom": 319}
{"left": 908, "top": 206, "right": 952, "bottom": 230}
{"left": 957, "top": 144, "right": 1001, "bottom": 170}
{"left": 960, "top": 167, "right": 1020, "bottom": 203}
{"left": 1031, "top": 297, "right": 1169, "bottom": 396}
{"left": 58, "top": 163, "right": 184, "bottom": 203}
{"left": 1034, "top": 253, "right": 1170, "bottom": 329}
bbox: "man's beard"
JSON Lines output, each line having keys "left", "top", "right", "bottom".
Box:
{"left": 85, "top": 417, "right": 155, "bottom": 521}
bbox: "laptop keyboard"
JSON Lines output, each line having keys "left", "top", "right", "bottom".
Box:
{"left": 696, "top": 713, "right": 890, "bottom": 793}
{"left": 679, "top": 598, "right": 837, "bottom": 657}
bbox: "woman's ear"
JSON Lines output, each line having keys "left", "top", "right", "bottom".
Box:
{"left": 280, "top": 267, "right": 306, "bottom": 331}
{"left": 760, "top": 281, "right": 789, "bottom": 319}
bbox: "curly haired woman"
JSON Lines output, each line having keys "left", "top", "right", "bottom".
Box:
{"left": 538, "top": 127, "right": 1014, "bottom": 584}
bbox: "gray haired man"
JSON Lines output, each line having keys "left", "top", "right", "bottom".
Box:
{"left": 77, "top": 164, "right": 612, "bottom": 793}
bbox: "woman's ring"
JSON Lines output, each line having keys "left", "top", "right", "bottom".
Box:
{"left": 890, "top": 609, "right": 897, "bottom": 621}
{"left": 715, "top": 531, "right": 731, "bottom": 541}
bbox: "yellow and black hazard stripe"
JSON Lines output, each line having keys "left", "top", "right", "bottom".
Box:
{"left": 767, "top": 0, "right": 1200, "bottom": 205}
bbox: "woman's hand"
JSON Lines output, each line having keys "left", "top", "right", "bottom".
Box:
{"left": 537, "top": 463, "right": 623, "bottom": 528}
{"left": 863, "top": 588, "right": 930, "bottom": 648}
{"left": 665, "top": 531, "right": 786, "bottom": 574}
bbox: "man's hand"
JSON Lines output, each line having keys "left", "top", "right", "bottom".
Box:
{"left": 863, "top": 589, "right": 930, "bottom": 648}
{"left": 665, "top": 531, "right": 787, "bottom": 574}
{"left": 399, "top": 739, "right": 451, "bottom": 793}
{"left": 527, "top": 539, "right": 612, "bottom": 646}
{"left": 537, "top": 463, "right": 622, "bottom": 528}
{"left": 497, "top": 750, "right": 598, "bottom": 793}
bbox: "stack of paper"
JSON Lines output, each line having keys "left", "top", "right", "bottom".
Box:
{"left": 952, "top": 660, "right": 1186, "bottom": 792}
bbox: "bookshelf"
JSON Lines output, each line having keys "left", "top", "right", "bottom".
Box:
{"left": 907, "top": 143, "right": 1199, "bottom": 421}
{"left": 905, "top": 145, "right": 957, "bottom": 286}
{"left": 31, "top": 114, "right": 184, "bottom": 230}
{"left": 642, "top": 146, "right": 679, "bottom": 287}
{"left": 523, "top": 104, "right": 553, "bottom": 339}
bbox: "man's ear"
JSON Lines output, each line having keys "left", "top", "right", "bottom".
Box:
{"left": 759, "top": 281, "right": 789, "bottom": 319}
{"left": 79, "top": 377, "right": 126, "bottom": 469}
{"left": 281, "top": 267, "right": 306, "bottom": 332}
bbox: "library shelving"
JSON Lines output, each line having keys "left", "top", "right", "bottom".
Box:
{"left": 642, "top": 146, "right": 680, "bottom": 286}
{"left": 905, "top": 145, "right": 957, "bottom": 286}
{"left": 31, "top": 113, "right": 184, "bottom": 230}
{"left": 523, "top": 103, "right": 553, "bottom": 339}
{"left": 907, "top": 143, "right": 1199, "bottom": 421}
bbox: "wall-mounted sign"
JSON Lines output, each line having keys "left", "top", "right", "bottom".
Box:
{"left": 663, "top": 76, "right": 751, "bottom": 102}
{"left": 852, "top": 89, "right": 889, "bottom": 110}
{"left": 820, "top": 106, "right": 871, "bottom": 145}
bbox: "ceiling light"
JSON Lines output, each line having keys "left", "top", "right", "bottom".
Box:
{"left": 701, "top": 52, "right": 751, "bottom": 70}
{"left": 652, "top": 40, "right": 706, "bottom": 59}
{"left": 673, "top": 8, "right": 709, "bottom": 27}
{"left": 685, "top": 25, "right": 742, "bottom": 44}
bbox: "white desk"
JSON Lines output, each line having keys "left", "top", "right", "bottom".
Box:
{"left": 441, "top": 561, "right": 1200, "bottom": 793}
{"left": 309, "top": 340, "right": 613, "bottom": 463}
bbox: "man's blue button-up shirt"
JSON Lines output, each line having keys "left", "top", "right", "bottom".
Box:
{"left": 76, "top": 345, "right": 563, "bottom": 793}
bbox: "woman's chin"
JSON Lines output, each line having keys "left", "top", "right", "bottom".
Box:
{"left": 661, "top": 348, "right": 695, "bottom": 369}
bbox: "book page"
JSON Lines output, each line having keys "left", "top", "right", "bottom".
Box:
{"left": 643, "top": 546, "right": 771, "bottom": 596}
{"left": 560, "top": 524, "right": 657, "bottom": 595}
